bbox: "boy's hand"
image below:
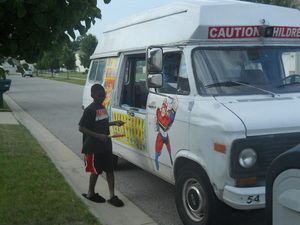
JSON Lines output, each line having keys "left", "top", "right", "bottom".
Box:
{"left": 115, "top": 120, "right": 125, "bottom": 126}
{"left": 97, "top": 133, "right": 108, "bottom": 142}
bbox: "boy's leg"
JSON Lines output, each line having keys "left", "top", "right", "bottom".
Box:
{"left": 87, "top": 173, "right": 99, "bottom": 197}
{"left": 82, "top": 173, "right": 105, "bottom": 203}
{"left": 82, "top": 154, "right": 106, "bottom": 203}
{"left": 107, "top": 172, "right": 124, "bottom": 207}
{"left": 106, "top": 172, "right": 115, "bottom": 198}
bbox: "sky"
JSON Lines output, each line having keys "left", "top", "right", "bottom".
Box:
{"left": 87, "top": 0, "right": 230, "bottom": 39}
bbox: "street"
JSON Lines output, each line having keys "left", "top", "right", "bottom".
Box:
{"left": 6, "top": 75, "right": 265, "bottom": 225}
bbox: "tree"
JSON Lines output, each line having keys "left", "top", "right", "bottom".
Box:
{"left": 62, "top": 47, "right": 76, "bottom": 71}
{"left": 36, "top": 51, "right": 60, "bottom": 77}
{"left": 241, "top": 0, "right": 299, "bottom": 8}
{"left": 79, "top": 34, "right": 98, "bottom": 68}
{"left": 68, "top": 37, "right": 82, "bottom": 52}
{"left": 60, "top": 46, "right": 76, "bottom": 78}
{"left": 0, "top": 0, "right": 111, "bottom": 64}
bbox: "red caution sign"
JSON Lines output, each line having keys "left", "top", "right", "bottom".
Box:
{"left": 208, "top": 26, "right": 260, "bottom": 39}
{"left": 208, "top": 26, "right": 300, "bottom": 39}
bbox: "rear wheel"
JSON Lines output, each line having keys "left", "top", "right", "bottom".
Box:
{"left": 175, "top": 163, "right": 231, "bottom": 225}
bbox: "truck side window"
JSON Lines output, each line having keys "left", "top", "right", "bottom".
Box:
{"left": 88, "top": 59, "right": 106, "bottom": 83}
{"left": 157, "top": 53, "right": 180, "bottom": 94}
{"left": 121, "top": 54, "right": 147, "bottom": 109}
{"left": 177, "top": 56, "right": 190, "bottom": 95}
{"left": 157, "top": 52, "right": 190, "bottom": 95}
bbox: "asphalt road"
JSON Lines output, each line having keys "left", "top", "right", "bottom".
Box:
{"left": 6, "top": 75, "right": 265, "bottom": 225}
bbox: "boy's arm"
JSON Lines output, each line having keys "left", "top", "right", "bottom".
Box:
{"left": 79, "top": 125, "right": 108, "bottom": 142}
{"left": 109, "top": 120, "right": 125, "bottom": 127}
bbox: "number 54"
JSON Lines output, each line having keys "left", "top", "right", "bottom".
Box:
{"left": 247, "top": 195, "right": 260, "bottom": 204}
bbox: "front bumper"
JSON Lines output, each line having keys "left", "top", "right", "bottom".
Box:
{"left": 223, "top": 185, "right": 265, "bottom": 210}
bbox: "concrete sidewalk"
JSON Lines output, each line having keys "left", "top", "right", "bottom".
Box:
{"left": 0, "top": 111, "right": 19, "bottom": 124}
{"left": 2, "top": 94, "right": 157, "bottom": 225}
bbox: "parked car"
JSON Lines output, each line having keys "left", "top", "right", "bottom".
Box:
{"left": 23, "top": 69, "right": 33, "bottom": 77}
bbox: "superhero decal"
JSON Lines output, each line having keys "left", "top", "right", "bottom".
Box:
{"left": 154, "top": 96, "right": 179, "bottom": 170}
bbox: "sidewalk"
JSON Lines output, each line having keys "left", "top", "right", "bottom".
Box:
{"left": 0, "top": 111, "right": 19, "bottom": 124}
{"left": 2, "top": 94, "right": 158, "bottom": 225}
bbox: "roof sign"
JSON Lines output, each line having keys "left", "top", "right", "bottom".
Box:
{"left": 208, "top": 26, "right": 300, "bottom": 39}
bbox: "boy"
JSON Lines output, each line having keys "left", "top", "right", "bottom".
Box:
{"left": 79, "top": 84, "right": 125, "bottom": 207}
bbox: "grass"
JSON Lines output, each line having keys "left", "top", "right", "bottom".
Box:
{"left": 36, "top": 72, "right": 87, "bottom": 86}
{"left": 0, "top": 121, "right": 101, "bottom": 225}
{"left": 0, "top": 75, "right": 100, "bottom": 225}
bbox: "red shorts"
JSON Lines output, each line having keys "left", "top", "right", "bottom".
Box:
{"left": 84, "top": 152, "right": 113, "bottom": 174}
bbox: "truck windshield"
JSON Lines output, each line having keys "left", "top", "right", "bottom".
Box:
{"left": 193, "top": 47, "right": 300, "bottom": 96}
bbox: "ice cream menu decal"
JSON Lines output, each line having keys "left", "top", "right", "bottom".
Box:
{"left": 103, "top": 58, "right": 119, "bottom": 108}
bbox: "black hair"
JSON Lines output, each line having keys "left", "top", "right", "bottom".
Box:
{"left": 91, "top": 84, "right": 105, "bottom": 94}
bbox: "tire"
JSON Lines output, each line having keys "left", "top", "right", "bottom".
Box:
{"left": 175, "top": 163, "right": 231, "bottom": 225}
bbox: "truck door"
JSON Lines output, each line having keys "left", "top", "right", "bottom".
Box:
{"left": 146, "top": 52, "right": 191, "bottom": 180}
{"left": 111, "top": 53, "right": 153, "bottom": 169}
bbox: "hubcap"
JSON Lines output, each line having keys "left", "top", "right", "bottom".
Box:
{"left": 182, "top": 178, "right": 206, "bottom": 222}
{"left": 188, "top": 187, "right": 201, "bottom": 211}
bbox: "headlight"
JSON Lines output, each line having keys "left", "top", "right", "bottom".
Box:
{"left": 238, "top": 148, "right": 257, "bottom": 168}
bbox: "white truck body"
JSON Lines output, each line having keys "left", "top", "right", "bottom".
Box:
{"left": 82, "top": 1, "right": 300, "bottom": 224}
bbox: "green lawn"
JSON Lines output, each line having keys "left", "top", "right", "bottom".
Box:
{"left": 36, "top": 71, "right": 87, "bottom": 85}
{"left": 38, "top": 75, "right": 86, "bottom": 85}
{"left": 0, "top": 76, "right": 100, "bottom": 225}
{"left": 0, "top": 121, "right": 100, "bottom": 225}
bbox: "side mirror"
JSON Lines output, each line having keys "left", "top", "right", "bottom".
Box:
{"left": 147, "top": 73, "right": 163, "bottom": 88}
{"left": 147, "top": 47, "right": 163, "bottom": 73}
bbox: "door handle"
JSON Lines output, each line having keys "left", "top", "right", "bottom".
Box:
{"left": 147, "top": 102, "right": 156, "bottom": 109}
{"left": 127, "top": 110, "right": 135, "bottom": 117}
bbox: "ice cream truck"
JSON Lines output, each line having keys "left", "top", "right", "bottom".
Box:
{"left": 82, "top": 1, "right": 300, "bottom": 224}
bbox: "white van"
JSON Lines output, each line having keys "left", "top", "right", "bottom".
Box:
{"left": 82, "top": 1, "right": 300, "bottom": 224}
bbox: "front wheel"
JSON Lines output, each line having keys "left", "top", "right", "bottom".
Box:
{"left": 175, "top": 163, "right": 231, "bottom": 225}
